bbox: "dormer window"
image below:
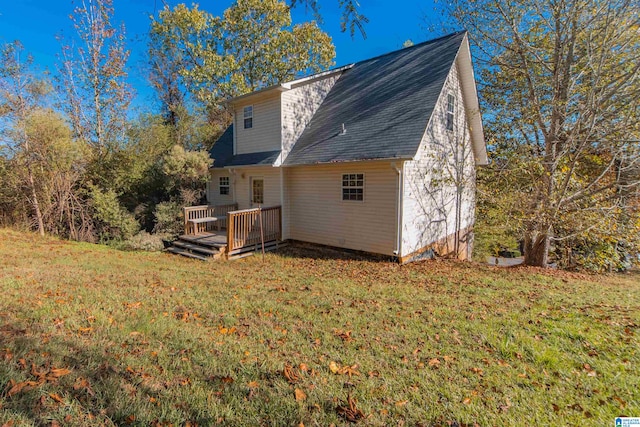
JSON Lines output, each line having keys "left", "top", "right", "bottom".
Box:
{"left": 446, "top": 94, "right": 455, "bottom": 131}
{"left": 243, "top": 105, "right": 253, "bottom": 129}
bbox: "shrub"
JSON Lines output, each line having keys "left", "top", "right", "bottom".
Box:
{"left": 89, "top": 186, "right": 139, "bottom": 242}
{"left": 123, "top": 231, "right": 166, "bottom": 251}
{"left": 153, "top": 200, "right": 183, "bottom": 236}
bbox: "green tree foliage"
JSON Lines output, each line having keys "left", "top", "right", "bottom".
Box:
{"left": 449, "top": 0, "right": 640, "bottom": 268}
{"left": 22, "top": 109, "right": 93, "bottom": 240}
{"left": 0, "top": 41, "right": 52, "bottom": 236}
{"left": 89, "top": 185, "right": 140, "bottom": 242}
{"left": 149, "top": 0, "right": 335, "bottom": 110}
{"left": 161, "top": 144, "right": 212, "bottom": 204}
{"left": 146, "top": 145, "right": 212, "bottom": 236}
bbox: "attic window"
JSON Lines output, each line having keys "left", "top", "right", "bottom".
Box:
{"left": 219, "top": 176, "right": 230, "bottom": 195}
{"left": 342, "top": 173, "right": 364, "bottom": 201}
{"left": 446, "top": 94, "right": 455, "bottom": 131}
{"left": 243, "top": 105, "right": 253, "bottom": 129}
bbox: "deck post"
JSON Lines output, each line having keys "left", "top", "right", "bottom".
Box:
{"left": 278, "top": 206, "right": 282, "bottom": 241}
{"left": 183, "top": 207, "right": 189, "bottom": 235}
{"left": 227, "top": 211, "right": 234, "bottom": 253}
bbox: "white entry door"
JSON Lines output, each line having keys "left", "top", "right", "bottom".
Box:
{"left": 250, "top": 177, "right": 264, "bottom": 207}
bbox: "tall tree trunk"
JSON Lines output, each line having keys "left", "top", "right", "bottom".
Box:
{"left": 523, "top": 227, "right": 551, "bottom": 267}
{"left": 27, "top": 166, "right": 45, "bottom": 236}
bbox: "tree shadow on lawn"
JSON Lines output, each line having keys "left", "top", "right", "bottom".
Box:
{"left": 275, "top": 241, "right": 394, "bottom": 263}
{"left": 0, "top": 319, "right": 215, "bottom": 426}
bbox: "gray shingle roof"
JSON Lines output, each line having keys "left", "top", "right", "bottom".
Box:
{"left": 283, "top": 31, "right": 466, "bottom": 166}
{"left": 208, "top": 125, "right": 234, "bottom": 167}
{"left": 209, "top": 31, "right": 467, "bottom": 168}
{"left": 209, "top": 125, "right": 280, "bottom": 167}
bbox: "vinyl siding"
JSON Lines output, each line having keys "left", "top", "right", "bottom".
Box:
{"left": 207, "top": 170, "right": 235, "bottom": 206}
{"left": 234, "top": 95, "right": 281, "bottom": 155}
{"left": 401, "top": 60, "right": 476, "bottom": 258}
{"left": 231, "top": 166, "right": 282, "bottom": 210}
{"left": 280, "top": 74, "right": 341, "bottom": 163}
{"left": 286, "top": 162, "right": 398, "bottom": 256}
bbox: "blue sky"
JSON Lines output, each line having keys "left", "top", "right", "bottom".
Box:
{"left": 0, "top": 0, "right": 448, "bottom": 110}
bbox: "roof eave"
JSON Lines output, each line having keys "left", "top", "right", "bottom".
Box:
{"left": 457, "top": 34, "right": 488, "bottom": 166}
{"left": 282, "top": 156, "right": 413, "bottom": 167}
{"left": 225, "top": 85, "right": 288, "bottom": 105}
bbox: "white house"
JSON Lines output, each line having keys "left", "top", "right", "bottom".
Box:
{"left": 197, "top": 31, "right": 487, "bottom": 262}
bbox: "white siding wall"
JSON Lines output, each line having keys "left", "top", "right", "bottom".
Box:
{"left": 234, "top": 94, "right": 281, "bottom": 155}
{"left": 207, "top": 170, "right": 235, "bottom": 206}
{"left": 230, "top": 166, "right": 282, "bottom": 210}
{"left": 286, "top": 162, "right": 398, "bottom": 256}
{"left": 401, "top": 60, "right": 477, "bottom": 258}
{"left": 279, "top": 74, "right": 341, "bottom": 163}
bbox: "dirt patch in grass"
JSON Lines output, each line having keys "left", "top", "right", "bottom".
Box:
{"left": 0, "top": 229, "right": 638, "bottom": 426}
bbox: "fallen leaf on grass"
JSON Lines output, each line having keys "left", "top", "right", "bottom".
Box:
{"left": 247, "top": 381, "right": 259, "bottom": 389}
{"left": 428, "top": 358, "right": 440, "bottom": 367}
{"left": 337, "top": 395, "right": 365, "bottom": 422}
{"left": 49, "top": 393, "right": 65, "bottom": 404}
{"left": 73, "top": 377, "right": 95, "bottom": 397}
{"left": 48, "top": 368, "right": 71, "bottom": 379}
{"left": 335, "top": 330, "right": 354, "bottom": 343}
{"left": 2, "top": 420, "right": 15, "bottom": 427}
{"left": 294, "top": 388, "right": 307, "bottom": 402}
{"left": 283, "top": 364, "right": 300, "bottom": 383}
{"left": 395, "top": 400, "right": 408, "bottom": 407}
{"left": 6, "top": 380, "right": 40, "bottom": 397}
{"left": 499, "top": 398, "right": 512, "bottom": 412}
{"left": 582, "top": 363, "right": 597, "bottom": 377}
{"left": 470, "top": 367, "right": 483, "bottom": 376}
{"left": 328, "top": 362, "right": 360, "bottom": 377}
{"left": 613, "top": 396, "right": 626, "bottom": 409}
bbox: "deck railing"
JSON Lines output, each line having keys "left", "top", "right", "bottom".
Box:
{"left": 183, "top": 203, "right": 238, "bottom": 235}
{"left": 227, "top": 206, "right": 282, "bottom": 254}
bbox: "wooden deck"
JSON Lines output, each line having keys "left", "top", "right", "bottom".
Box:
{"left": 179, "top": 233, "right": 227, "bottom": 248}
{"left": 169, "top": 204, "right": 284, "bottom": 261}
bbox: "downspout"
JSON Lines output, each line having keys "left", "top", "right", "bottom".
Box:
{"left": 392, "top": 162, "right": 404, "bottom": 259}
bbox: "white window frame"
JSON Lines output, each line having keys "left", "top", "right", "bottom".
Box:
{"left": 342, "top": 173, "right": 364, "bottom": 202}
{"left": 446, "top": 93, "right": 455, "bottom": 132}
{"left": 219, "top": 176, "right": 230, "bottom": 195}
{"left": 243, "top": 105, "right": 253, "bottom": 129}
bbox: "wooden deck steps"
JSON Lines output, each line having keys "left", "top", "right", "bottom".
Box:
{"left": 172, "top": 240, "right": 220, "bottom": 256}
{"left": 166, "top": 246, "right": 213, "bottom": 261}
{"left": 166, "top": 231, "right": 286, "bottom": 261}
{"left": 167, "top": 233, "right": 227, "bottom": 261}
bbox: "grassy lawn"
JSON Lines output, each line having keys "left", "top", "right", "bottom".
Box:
{"left": 0, "top": 229, "right": 638, "bottom": 426}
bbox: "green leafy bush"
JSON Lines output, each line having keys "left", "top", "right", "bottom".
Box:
{"left": 89, "top": 186, "right": 139, "bottom": 242}
{"left": 153, "top": 200, "right": 183, "bottom": 236}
